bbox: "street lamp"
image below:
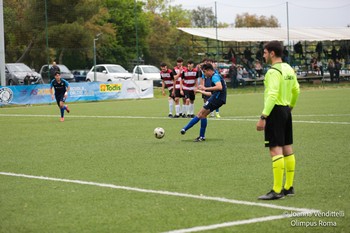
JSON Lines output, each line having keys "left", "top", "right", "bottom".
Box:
{"left": 93, "top": 33, "right": 103, "bottom": 82}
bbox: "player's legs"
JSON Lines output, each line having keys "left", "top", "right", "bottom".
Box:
{"left": 181, "top": 107, "right": 209, "bottom": 132}
{"left": 181, "top": 97, "right": 221, "bottom": 141}
{"left": 59, "top": 100, "right": 67, "bottom": 116}
{"left": 269, "top": 146, "right": 285, "bottom": 194}
{"left": 282, "top": 110, "right": 295, "bottom": 195}
{"left": 259, "top": 106, "right": 288, "bottom": 200}
{"left": 174, "top": 89, "right": 181, "bottom": 117}
{"left": 215, "top": 108, "right": 221, "bottom": 118}
{"left": 283, "top": 145, "right": 295, "bottom": 195}
{"left": 188, "top": 91, "right": 195, "bottom": 117}
{"left": 181, "top": 97, "right": 186, "bottom": 117}
{"left": 174, "top": 97, "right": 180, "bottom": 117}
{"left": 168, "top": 95, "right": 174, "bottom": 117}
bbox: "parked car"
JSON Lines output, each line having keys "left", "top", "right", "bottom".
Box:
{"left": 132, "top": 65, "right": 161, "bottom": 86}
{"left": 86, "top": 64, "right": 132, "bottom": 82}
{"left": 72, "top": 69, "right": 89, "bottom": 82}
{"left": 5, "top": 63, "right": 43, "bottom": 85}
{"left": 39, "top": 64, "right": 75, "bottom": 83}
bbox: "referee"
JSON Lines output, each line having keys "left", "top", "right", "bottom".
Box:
{"left": 256, "top": 41, "right": 300, "bottom": 200}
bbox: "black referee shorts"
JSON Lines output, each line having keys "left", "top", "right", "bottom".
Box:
{"left": 264, "top": 105, "right": 293, "bottom": 147}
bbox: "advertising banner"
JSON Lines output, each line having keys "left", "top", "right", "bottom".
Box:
{"left": 0, "top": 80, "right": 153, "bottom": 106}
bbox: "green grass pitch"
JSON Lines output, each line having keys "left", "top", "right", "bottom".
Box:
{"left": 0, "top": 85, "right": 349, "bottom": 233}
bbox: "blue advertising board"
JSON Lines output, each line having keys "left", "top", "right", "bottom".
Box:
{"left": 0, "top": 80, "right": 153, "bottom": 106}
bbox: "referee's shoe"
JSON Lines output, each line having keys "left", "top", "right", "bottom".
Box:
{"left": 258, "top": 190, "right": 284, "bottom": 200}
{"left": 283, "top": 187, "right": 295, "bottom": 196}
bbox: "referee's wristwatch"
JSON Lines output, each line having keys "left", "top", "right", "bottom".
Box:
{"left": 260, "top": 115, "right": 267, "bottom": 120}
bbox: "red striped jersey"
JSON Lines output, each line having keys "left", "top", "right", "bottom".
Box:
{"left": 182, "top": 68, "right": 199, "bottom": 90}
{"left": 173, "top": 66, "right": 187, "bottom": 90}
{"left": 160, "top": 69, "right": 174, "bottom": 90}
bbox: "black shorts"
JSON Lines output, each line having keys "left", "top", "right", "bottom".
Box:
{"left": 264, "top": 105, "right": 293, "bottom": 147}
{"left": 203, "top": 97, "right": 225, "bottom": 112}
{"left": 55, "top": 94, "right": 66, "bottom": 106}
{"left": 168, "top": 89, "right": 174, "bottom": 99}
{"left": 174, "top": 89, "right": 184, "bottom": 98}
{"left": 183, "top": 90, "right": 196, "bottom": 101}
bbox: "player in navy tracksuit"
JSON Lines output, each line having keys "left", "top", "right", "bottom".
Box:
{"left": 181, "top": 63, "right": 227, "bottom": 142}
{"left": 50, "top": 71, "right": 70, "bottom": 122}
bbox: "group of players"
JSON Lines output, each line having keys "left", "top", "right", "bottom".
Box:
{"left": 160, "top": 57, "right": 228, "bottom": 142}
{"left": 49, "top": 40, "right": 299, "bottom": 200}
{"left": 160, "top": 57, "right": 222, "bottom": 119}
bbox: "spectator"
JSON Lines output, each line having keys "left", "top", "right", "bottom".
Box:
{"left": 328, "top": 59, "right": 335, "bottom": 82}
{"left": 316, "top": 58, "right": 324, "bottom": 76}
{"left": 316, "top": 42, "right": 323, "bottom": 58}
{"left": 244, "top": 47, "right": 253, "bottom": 64}
{"left": 294, "top": 42, "right": 303, "bottom": 58}
{"left": 254, "top": 60, "right": 263, "bottom": 78}
{"left": 228, "top": 62, "right": 238, "bottom": 88}
{"left": 227, "top": 48, "right": 236, "bottom": 64}
{"left": 334, "top": 59, "right": 342, "bottom": 83}
{"left": 331, "top": 46, "right": 338, "bottom": 61}
{"left": 49, "top": 61, "right": 60, "bottom": 82}
{"left": 282, "top": 46, "right": 289, "bottom": 63}
{"left": 310, "top": 57, "right": 318, "bottom": 73}
{"left": 236, "top": 65, "right": 246, "bottom": 87}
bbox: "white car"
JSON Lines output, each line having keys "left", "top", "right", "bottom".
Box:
{"left": 132, "top": 65, "right": 161, "bottom": 86}
{"left": 86, "top": 64, "right": 132, "bottom": 82}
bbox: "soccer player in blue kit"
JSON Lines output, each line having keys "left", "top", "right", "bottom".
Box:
{"left": 50, "top": 71, "right": 70, "bottom": 122}
{"left": 180, "top": 63, "right": 227, "bottom": 142}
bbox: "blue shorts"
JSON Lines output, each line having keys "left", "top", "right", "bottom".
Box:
{"left": 203, "top": 97, "right": 225, "bottom": 112}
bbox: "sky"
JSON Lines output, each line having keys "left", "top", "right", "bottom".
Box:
{"left": 170, "top": 0, "right": 350, "bottom": 28}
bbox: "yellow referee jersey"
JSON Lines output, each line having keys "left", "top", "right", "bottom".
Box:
{"left": 262, "top": 62, "right": 300, "bottom": 116}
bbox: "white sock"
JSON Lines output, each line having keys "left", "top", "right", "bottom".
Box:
{"left": 189, "top": 103, "right": 194, "bottom": 115}
{"left": 168, "top": 99, "right": 173, "bottom": 114}
{"left": 175, "top": 105, "right": 180, "bottom": 115}
{"left": 182, "top": 105, "right": 188, "bottom": 115}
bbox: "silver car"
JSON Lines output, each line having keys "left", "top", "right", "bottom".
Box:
{"left": 5, "top": 63, "right": 43, "bottom": 85}
{"left": 39, "top": 64, "right": 75, "bottom": 83}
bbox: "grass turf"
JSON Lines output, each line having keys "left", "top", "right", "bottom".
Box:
{"left": 0, "top": 84, "right": 349, "bottom": 233}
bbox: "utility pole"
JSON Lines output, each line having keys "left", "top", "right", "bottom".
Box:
{"left": 0, "top": 0, "right": 6, "bottom": 86}
{"left": 93, "top": 33, "right": 103, "bottom": 82}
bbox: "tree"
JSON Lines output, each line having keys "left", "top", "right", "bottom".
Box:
{"left": 235, "top": 13, "right": 279, "bottom": 27}
{"left": 144, "top": 4, "right": 193, "bottom": 66}
{"left": 3, "top": 0, "right": 115, "bottom": 70}
{"left": 103, "top": 0, "right": 150, "bottom": 69}
{"left": 191, "top": 6, "right": 216, "bottom": 28}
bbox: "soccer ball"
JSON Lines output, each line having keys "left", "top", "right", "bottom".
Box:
{"left": 154, "top": 127, "right": 165, "bottom": 139}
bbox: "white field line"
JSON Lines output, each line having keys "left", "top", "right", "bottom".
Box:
{"left": 0, "top": 172, "right": 319, "bottom": 214}
{"left": 163, "top": 214, "right": 293, "bottom": 233}
{"left": 0, "top": 113, "right": 350, "bottom": 125}
{"left": 0, "top": 172, "right": 320, "bottom": 233}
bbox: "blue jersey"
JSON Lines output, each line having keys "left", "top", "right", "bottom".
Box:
{"left": 209, "top": 72, "right": 227, "bottom": 103}
{"left": 202, "top": 69, "right": 219, "bottom": 87}
{"left": 50, "top": 78, "right": 69, "bottom": 96}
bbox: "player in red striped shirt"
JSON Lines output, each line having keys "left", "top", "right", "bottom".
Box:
{"left": 160, "top": 63, "right": 175, "bottom": 117}
{"left": 181, "top": 60, "right": 200, "bottom": 117}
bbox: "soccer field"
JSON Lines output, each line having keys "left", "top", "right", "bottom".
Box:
{"left": 0, "top": 86, "right": 349, "bottom": 233}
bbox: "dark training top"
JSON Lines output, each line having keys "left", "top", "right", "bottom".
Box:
{"left": 50, "top": 78, "right": 69, "bottom": 97}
